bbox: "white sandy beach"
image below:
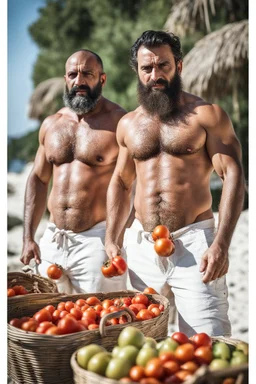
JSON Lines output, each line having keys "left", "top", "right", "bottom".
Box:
{"left": 7, "top": 163, "right": 249, "bottom": 342}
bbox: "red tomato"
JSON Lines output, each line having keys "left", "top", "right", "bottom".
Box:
{"left": 33, "top": 309, "right": 52, "bottom": 323}
{"left": 20, "top": 316, "right": 31, "bottom": 324}
{"left": 52, "top": 310, "right": 61, "bottom": 323}
{"left": 57, "top": 316, "right": 78, "bottom": 334}
{"left": 9, "top": 318, "right": 22, "bottom": 328}
{"left": 36, "top": 321, "right": 54, "bottom": 334}
{"left": 144, "top": 358, "right": 164, "bottom": 379}
{"left": 180, "top": 361, "right": 199, "bottom": 373}
{"left": 59, "top": 310, "right": 69, "bottom": 319}
{"left": 7, "top": 288, "right": 16, "bottom": 297}
{"left": 119, "top": 315, "right": 128, "bottom": 324}
{"left": 44, "top": 305, "right": 55, "bottom": 314}
{"left": 163, "top": 360, "right": 180, "bottom": 375}
{"left": 122, "top": 297, "right": 132, "bottom": 306}
{"left": 136, "top": 309, "right": 154, "bottom": 321}
{"left": 102, "top": 299, "right": 114, "bottom": 309}
{"left": 76, "top": 322, "right": 86, "bottom": 332}
{"left": 57, "top": 302, "right": 66, "bottom": 311}
{"left": 140, "top": 379, "right": 162, "bottom": 384}
{"left": 80, "top": 304, "right": 90, "bottom": 312}
{"left": 132, "top": 294, "right": 149, "bottom": 306}
{"left": 143, "top": 287, "right": 158, "bottom": 294}
{"left": 88, "top": 323, "right": 99, "bottom": 330}
{"left": 171, "top": 332, "right": 189, "bottom": 345}
{"left": 12, "top": 285, "right": 27, "bottom": 295}
{"left": 101, "top": 260, "right": 118, "bottom": 278}
{"left": 94, "top": 304, "right": 103, "bottom": 315}
{"left": 112, "top": 256, "right": 127, "bottom": 275}
{"left": 75, "top": 298, "right": 87, "bottom": 307}
{"left": 129, "top": 365, "right": 145, "bottom": 381}
{"left": 65, "top": 301, "right": 75, "bottom": 312}
{"left": 100, "top": 308, "right": 111, "bottom": 318}
{"left": 152, "top": 225, "right": 170, "bottom": 241}
{"left": 174, "top": 370, "right": 193, "bottom": 382}
{"left": 154, "top": 238, "right": 175, "bottom": 257}
{"left": 192, "top": 333, "right": 212, "bottom": 348}
{"left": 194, "top": 346, "right": 213, "bottom": 365}
{"left": 150, "top": 307, "right": 161, "bottom": 317}
{"left": 86, "top": 296, "right": 102, "bottom": 306}
{"left": 148, "top": 304, "right": 159, "bottom": 311}
{"left": 70, "top": 307, "right": 82, "bottom": 320}
{"left": 159, "top": 351, "right": 177, "bottom": 362}
{"left": 21, "top": 319, "right": 38, "bottom": 332}
{"left": 47, "top": 264, "right": 63, "bottom": 279}
{"left": 174, "top": 343, "right": 195, "bottom": 363}
{"left": 45, "top": 326, "right": 62, "bottom": 335}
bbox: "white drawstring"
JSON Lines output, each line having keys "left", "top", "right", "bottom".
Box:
{"left": 51, "top": 229, "right": 80, "bottom": 251}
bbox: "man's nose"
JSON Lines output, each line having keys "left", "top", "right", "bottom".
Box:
{"left": 74, "top": 72, "right": 86, "bottom": 86}
{"left": 150, "top": 67, "right": 160, "bottom": 82}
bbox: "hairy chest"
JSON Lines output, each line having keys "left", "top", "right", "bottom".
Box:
{"left": 44, "top": 122, "right": 118, "bottom": 166}
{"left": 126, "top": 119, "right": 206, "bottom": 160}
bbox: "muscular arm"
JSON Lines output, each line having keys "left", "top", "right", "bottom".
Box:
{"left": 105, "top": 117, "right": 136, "bottom": 257}
{"left": 200, "top": 105, "right": 245, "bottom": 282}
{"left": 21, "top": 119, "right": 53, "bottom": 264}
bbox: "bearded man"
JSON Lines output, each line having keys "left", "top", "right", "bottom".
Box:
{"left": 21, "top": 49, "right": 128, "bottom": 293}
{"left": 105, "top": 31, "right": 245, "bottom": 337}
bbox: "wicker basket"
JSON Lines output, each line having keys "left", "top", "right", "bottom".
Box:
{"left": 8, "top": 271, "right": 58, "bottom": 294}
{"left": 8, "top": 290, "right": 169, "bottom": 384}
{"left": 70, "top": 336, "right": 248, "bottom": 384}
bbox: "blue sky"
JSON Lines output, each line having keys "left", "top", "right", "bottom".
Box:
{"left": 8, "top": 0, "right": 46, "bottom": 138}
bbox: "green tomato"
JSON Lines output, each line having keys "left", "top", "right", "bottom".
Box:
{"left": 136, "top": 346, "right": 158, "bottom": 367}
{"left": 143, "top": 337, "right": 157, "bottom": 349}
{"left": 105, "top": 357, "right": 131, "bottom": 380}
{"left": 76, "top": 344, "right": 106, "bottom": 369}
{"left": 156, "top": 340, "right": 165, "bottom": 351}
{"left": 212, "top": 342, "right": 230, "bottom": 360}
{"left": 159, "top": 338, "right": 179, "bottom": 354}
{"left": 118, "top": 326, "right": 145, "bottom": 349}
{"left": 236, "top": 342, "right": 249, "bottom": 356}
{"left": 116, "top": 345, "right": 139, "bottom": 365}
{"left": 209, "top": 358, "right": 230, "bottom": 370}
{"left": 112, "top": 346, "right": 122, "bottom": 358}
{"left": 230, "top": 351, "right": 248, "bottom": 366}
{"left": 87, "top": 352, "right": 112, "bottom": 376}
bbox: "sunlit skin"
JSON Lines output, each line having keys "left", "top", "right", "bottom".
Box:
{"left": 21, "top": 50, "right": 126, "bottom": 266}
{"left": 105, "top": 44, "right": 244, "bottom": 283}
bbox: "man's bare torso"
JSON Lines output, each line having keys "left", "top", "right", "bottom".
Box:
{"left": 44, "top": 99, "right": 125, "bottom": 232}
{"left": 124, "top": 92, "right": 214, "bottom": 232}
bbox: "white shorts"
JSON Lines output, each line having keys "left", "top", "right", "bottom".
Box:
{"left": 34, "top": 221, "right": 127, "bottom": 294}
{"left": 124, "top": 218, "right": 231, "bottom": 337}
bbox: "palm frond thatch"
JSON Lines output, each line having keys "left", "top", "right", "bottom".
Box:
{"left": 28, "top": 77, "right": 65, "bottom": 120}
{"left": 182, "top": 19, "right": 248, "bottom": 102}
{"left": 164, "top": 0, "right": 216, "bottom": 36}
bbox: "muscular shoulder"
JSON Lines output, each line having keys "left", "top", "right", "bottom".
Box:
{"left": 102, "top": 97, "right": 127, "bottom": 125}
{"left": 196, "top": 103, "right": 232, "bottom": 133}
{"left": 38, "top": 108, "right": 70, "bottom": 143}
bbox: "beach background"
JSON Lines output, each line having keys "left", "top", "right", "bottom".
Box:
{"left": 7, "top": 163, "right": 249, "bottom": 343}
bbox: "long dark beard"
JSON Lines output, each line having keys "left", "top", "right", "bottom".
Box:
{"left": 63, "top": 81, "right": 102, "bottom": 115}
{"left": 137, "top": 71, "right": 182, "bottom": 122}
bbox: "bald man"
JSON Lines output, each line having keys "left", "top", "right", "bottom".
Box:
{"left": 21, "top": 49, "right": 127, "bottom": 293}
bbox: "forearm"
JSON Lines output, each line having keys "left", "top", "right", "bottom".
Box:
{"left": 23, "top": 174, "right": 49, "bottom": 241}
{"left": 214, "top": 166, "right": 245, "bottom": 249}
{"left": 105, "top": 178, "right": 133, "bottom": 246}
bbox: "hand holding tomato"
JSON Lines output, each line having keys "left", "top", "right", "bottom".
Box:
{"left": 101, "top": 256, "right": 127, "bottom": 278}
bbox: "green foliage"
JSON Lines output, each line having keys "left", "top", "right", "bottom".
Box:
{"left": 8, "top": 128, "right": 40, "bottom": 164}
{"left": 29, "top": 0, "right": 171, "bottom": 111}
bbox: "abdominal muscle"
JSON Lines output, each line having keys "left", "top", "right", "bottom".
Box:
{"left": 47, "top": 160, "right": 115, "bottom": 232}
{"left": 134, "top": 154, "right": 214, "bottom": 232}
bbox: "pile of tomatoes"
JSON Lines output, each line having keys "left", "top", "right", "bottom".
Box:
{"left": 8, "top": 285, "right": 29, "bottom": 297}
{"left": 152, "top": 225, "right": 175, "bottom": 257}
{"left": 77, "top": 327, "right": 248, "bottom": 384}
{"left": 8, "top": 291, "right": 164, "bottom": 336}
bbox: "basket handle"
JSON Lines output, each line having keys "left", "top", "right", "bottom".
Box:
{"left": 99, "top": 307, "right": 137, "bottom": 337}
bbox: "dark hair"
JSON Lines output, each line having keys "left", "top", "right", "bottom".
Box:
{"left": 77, "top": 49, "right": 104, "bottom": 71}
{"left": 130, "top": 30, "right": 183, "bottom": 72}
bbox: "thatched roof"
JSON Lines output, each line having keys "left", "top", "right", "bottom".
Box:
{"left": 28, "top": 77, "right": 65, "bottom": 120}
{"left": 181, "top": 20, "right": 248, "bottom": 100}
{"left": 164, "top": 0, "right": 216, "bottom": 36}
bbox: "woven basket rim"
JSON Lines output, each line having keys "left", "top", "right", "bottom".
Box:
{"left": 8, "top": 271, "right": 58, "bottom": 294}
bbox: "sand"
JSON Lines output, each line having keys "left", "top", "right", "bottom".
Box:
{"left": 7, "top": 163, "right": 249, "bottom": 342}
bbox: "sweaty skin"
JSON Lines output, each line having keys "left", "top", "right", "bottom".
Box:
{"left": 21, "top": 50, "right": 126, "bottom": 265}
{"left": 105, "top": 45, "right": 244, "bottom": 283}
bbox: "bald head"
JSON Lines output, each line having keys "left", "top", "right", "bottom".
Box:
{"left": 65, "top": 49, "right": 104, "bottom": 72}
